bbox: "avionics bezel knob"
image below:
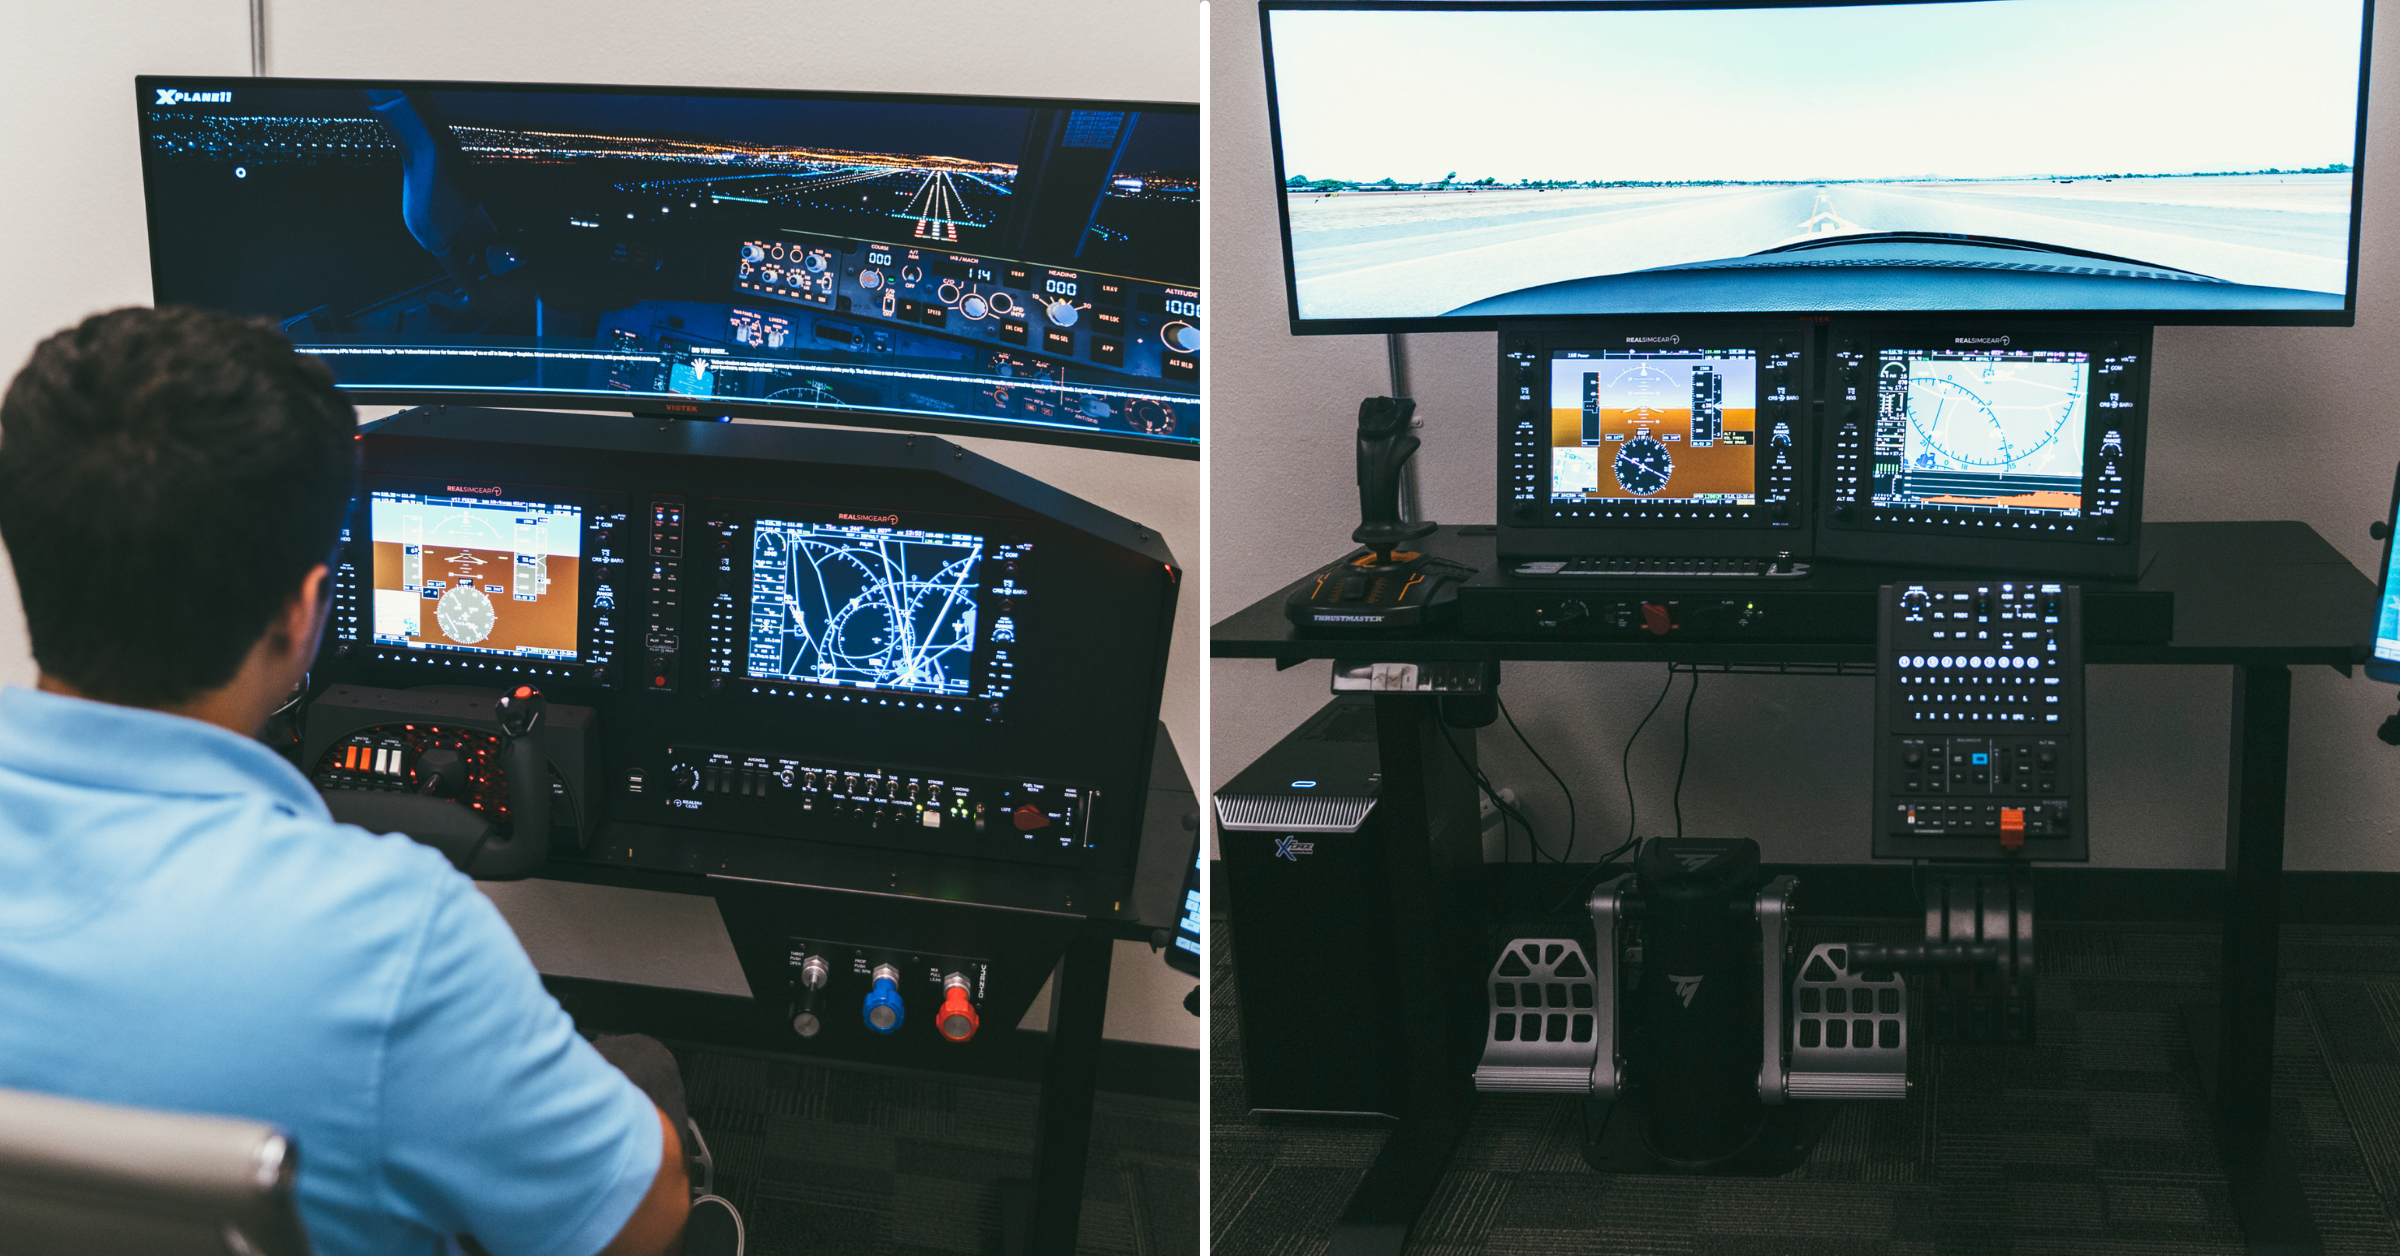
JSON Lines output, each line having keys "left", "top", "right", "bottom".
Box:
{"left": 937, "top": 972, "right": 979, "bottom": 1042}
{"left": 863, "top": 963, "right": 905, "bottom": 1034}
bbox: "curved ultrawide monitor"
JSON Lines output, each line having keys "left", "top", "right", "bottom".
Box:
{"left": 1260, "top": 0, "right": 2372, "bottom": 332}
{"left": 137, "top": 77, "right": 1200, "bottom": 457}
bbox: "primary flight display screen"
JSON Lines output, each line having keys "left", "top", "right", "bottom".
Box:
{"left": 369, "top": 490, "right": 583, "bottom": 659}
{"left": 137, "top": 77, "right": 1201, "bottom": 456}
{"left": 1873, "top": 350, "right": 2090, "bottom": 516}
{"left": 1550, "top": 349, "right": 1757, "bottom": 505}
{"left": 1262, "top": 0, "right": 2371, "bottom": 329}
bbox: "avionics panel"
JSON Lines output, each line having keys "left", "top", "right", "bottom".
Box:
{"left": 325, "top": 407, "right": 1179, "bottom": 878}
{"left": 1817, "top": 322, "right": 2149, "bottom": 580}
{"left": 328, "top": 479, "right": 629, "bottom": 686}
{"left": 136, "top": 77, "right": 1200, "bottom": 457}
{"left": 1497, "top": 318, "right": 1812, "bottom": 561}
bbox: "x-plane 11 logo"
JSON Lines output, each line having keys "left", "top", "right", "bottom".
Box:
{"left": 1274, "top": 837, "right": 1316, "bottom": 862}
{"left": 154, "top": 88, "right": 233, "bottom": 106}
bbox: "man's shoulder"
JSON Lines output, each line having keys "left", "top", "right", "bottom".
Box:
{"left": 145, "top": 791, "right": 477, "bottom": 949}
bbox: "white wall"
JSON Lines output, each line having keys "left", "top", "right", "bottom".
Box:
{"left": 0, "top": 0, "right": 1198, "bottom": 765}
{"left": 0, "top": 1, "right": 1202, "bottom": 1044}
{"left": 1209, "top": 5, "right": 2400, "bottom": 872}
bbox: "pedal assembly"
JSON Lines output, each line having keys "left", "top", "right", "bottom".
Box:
{"left": 1473, "top": 838, "right": 2037, "bottom": 1174}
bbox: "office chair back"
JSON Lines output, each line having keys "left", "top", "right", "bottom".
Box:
{"left": 0, "top": 1085, "right": 310, "bottom": 1256}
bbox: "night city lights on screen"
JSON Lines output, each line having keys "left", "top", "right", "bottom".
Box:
{"left": 1263, "top": 0, "right": 2369, "bottom": 324}
{"left": 139, "top": 79, "right": 1202, "bottom": 453}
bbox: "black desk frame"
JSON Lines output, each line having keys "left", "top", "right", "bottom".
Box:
{"left": 530, "top": 725, "right": 1197, "bottom": 1256}
{"left": 1212, "top": 520, "right": 2368, "bottom": 1256}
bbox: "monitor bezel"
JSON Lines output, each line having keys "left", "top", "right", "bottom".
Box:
{"left": 1257, "top": 0, "right": 2376, "bottom": 335}
{"left": 134, "top": 74, "right": 1201, "bottom": 461}
{"left": 336, "top": 475, "right": 633, "bottom": 684}
{"left": 1813, "top": 318, "right": 2152, "bottom": 580}
{"left": 1495, "top": 315, "right": 1818, "bottom": 560}
{"left": 703, "top": 494, "right": 1030, "bottom": 719}
{"left": 2366, "top": 460, "right": 2400, "bottom": 683}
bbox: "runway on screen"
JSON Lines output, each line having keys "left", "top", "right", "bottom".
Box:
{"left": 1287, "top": 174, "right": 2350, "bottom": 320}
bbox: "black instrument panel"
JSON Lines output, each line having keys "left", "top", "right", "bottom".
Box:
{"left": 319, "top": 407, "right": 1180, "bottom": 877}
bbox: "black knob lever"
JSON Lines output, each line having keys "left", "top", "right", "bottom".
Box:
{"left": 1351, "top": 396, "right": 1435, "bottom": 564}
{"left": 472, "top": 685, "right": 551, "bottom": 880}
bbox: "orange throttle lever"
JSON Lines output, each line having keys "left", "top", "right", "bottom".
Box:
{"left": 937, "top": 973, "right": 979, "bottom": 1042}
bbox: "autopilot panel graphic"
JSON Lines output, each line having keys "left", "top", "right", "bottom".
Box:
{"left": 746, "top": 519, "right": 986, "bottom": 698}
{"left": 370, "top": 491, "right": 582, "bottom": 658}
{"left": 1550, "top": 349, "right": 1758, "bottom": 503}
{"left": 1873, "top": 351, "right": 2088, "bottom": 514}
{"left": 138, "top": 80, "right": 1200, "bottom": 451}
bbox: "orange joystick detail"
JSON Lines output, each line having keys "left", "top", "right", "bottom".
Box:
{"left": 937, "top": 973, "right": 979, "bottom": 1042}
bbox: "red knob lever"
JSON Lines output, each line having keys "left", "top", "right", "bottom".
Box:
{"left": 937, "top": 976, "right": 979, "bottom": 1042}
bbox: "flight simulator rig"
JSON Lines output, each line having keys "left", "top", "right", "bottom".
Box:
{"left": 292, "top": 406, "right": 1184, "bottom": 1073}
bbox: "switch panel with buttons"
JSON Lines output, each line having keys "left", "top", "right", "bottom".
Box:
{"left": 650, "top": 743, "right": 1097, "bottom": 864}
{"left": 1874, "top": 581, "right": 2087, "bottom": 860}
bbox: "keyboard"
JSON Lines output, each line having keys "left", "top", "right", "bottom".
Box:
{"left": 1510, "top": 555, "right": 1809, "bottom": 579}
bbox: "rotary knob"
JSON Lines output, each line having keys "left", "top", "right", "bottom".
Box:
{"left": 1162, "top": 322, "right": 1200, "bottom": 353}
{"left": 669, "top": 761, "right": 700, "bottom": 793}
{"left": 961, "top": 294, "right": 989, "bottom": 319}
{"left": 862, "top": 964, "right": 905, "bottom": 1034}
{"left": 740, "top": 242, "right": 764, "bottom": 262}
{"left": 802, "top": 252, "right": 826, "bottom": 273}
{"left": 937, "top": 973, "right": 978, "bottom": 1042}
{"left": 1044, "top": 300, "right": 1078, "bottom": 327}
{"left": 858, "top": 268, "right": 883, "bottom": 291}
{"left": 411, "top": 746, "right": 467, "bottom": 798}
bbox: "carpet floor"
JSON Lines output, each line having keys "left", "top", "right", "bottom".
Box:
{"left": 679, "top": 1046, "right": 1199, "bottom": 1255}
{"left": 1212, "top": 920, "right": 2400, "bottom": 1255}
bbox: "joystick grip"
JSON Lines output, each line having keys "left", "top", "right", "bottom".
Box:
{"left": 472, "top": 685, "right": 551, "bottom": 880}
{"left": 1352, "top": 396, "right": 1435, "bottom": 555}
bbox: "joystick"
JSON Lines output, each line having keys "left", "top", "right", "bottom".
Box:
{"left": 1285, "top": 397, "right": 1475, "bottom": 630}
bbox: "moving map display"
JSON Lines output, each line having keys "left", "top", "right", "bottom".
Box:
{"left": 369, "top": 491, "right": 582, "bottom": 658}
{"left": 1263, "top": 0, "right": 2369, "bottom": 325}
{"left": 1873, "top": 351, "right": 2089, "bottom": 514}
{"left": 747, "top": 519, "right": 985, "bottom": 697}
{"left": 1550, "top": 350, "right": 1757, "bottom": 503}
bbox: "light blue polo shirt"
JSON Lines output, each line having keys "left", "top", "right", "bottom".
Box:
{"left": 0, "top": 686, "right": 660, "bottom": 1256}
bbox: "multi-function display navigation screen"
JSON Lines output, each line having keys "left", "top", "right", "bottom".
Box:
{"left": 746, "top": 519, "right": 985, "bottom": 699}
{"left": 1873, "top": 351, "right": 2091, "bottom": 516}
{"left": 138, "top": 78, "right": 1200, "bottom": 454}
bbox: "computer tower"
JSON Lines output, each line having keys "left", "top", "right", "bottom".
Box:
{"left": 1215, "top": 695, "right": 1406, "bottom": 1116}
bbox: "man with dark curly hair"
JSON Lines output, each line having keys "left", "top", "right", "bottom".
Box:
{"left": 0, "top": 307, "right": 726, "bottom": 1256}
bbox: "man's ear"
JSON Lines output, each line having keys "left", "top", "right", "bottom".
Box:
{"left": 270, "top": 564, "right": 332, "bottom": 659}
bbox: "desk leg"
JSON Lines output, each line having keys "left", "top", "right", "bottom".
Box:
{"left": 1325, "top": 695, "right": 1483, "bottom": 1256}
{"left": 1017, "top": 924, "right": 1112, "bottom": 1254}
{"left": 2205, "top": 663, "right": 2321, "bottom": 1256}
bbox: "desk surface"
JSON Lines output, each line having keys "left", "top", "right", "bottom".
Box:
{"left": 1212, "top": 521, "right": 2373, "bottom": 667}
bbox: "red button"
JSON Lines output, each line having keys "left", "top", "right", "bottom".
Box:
{"left": 514, "top": 686, "right": 534, "bottom": 699}
{"left": 2000, "top": 807, "right": 2026, "bottom": 851}
{"left": 1641, "top": 603, "right": 1674, "bottom": 636}
{"left": 1013, "top": 804, "right": 1049, "bottom": 831}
